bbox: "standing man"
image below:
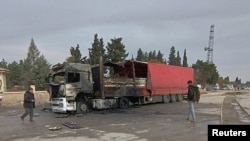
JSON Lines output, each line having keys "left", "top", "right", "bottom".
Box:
{"left": 20, "top": 87, "right": 35, "bottom": 122}
{"left": 186, "top": 80, "right": 200, "bottom": 122}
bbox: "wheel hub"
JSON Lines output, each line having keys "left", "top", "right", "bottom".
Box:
{"left": 80, "top": 104, "right": 87, "bottom": 112}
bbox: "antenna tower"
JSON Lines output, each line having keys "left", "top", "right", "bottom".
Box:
{"left": 204, "top": 24, "right": 214, "bottom": 64}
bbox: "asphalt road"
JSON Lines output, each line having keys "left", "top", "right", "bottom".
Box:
{"left": 0, "top": 91, "right": 249, "bottom": 141}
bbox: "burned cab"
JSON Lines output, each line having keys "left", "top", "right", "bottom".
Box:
{"left": 46, "top": 62, "right": 93, "bottom": 113}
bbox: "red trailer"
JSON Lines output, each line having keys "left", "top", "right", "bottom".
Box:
{"left": 91, "top": 60, "right": 194, "bottom": 109}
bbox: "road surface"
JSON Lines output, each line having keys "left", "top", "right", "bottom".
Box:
{"left": 0, "top": 90, "right": 249, "bottom": 141}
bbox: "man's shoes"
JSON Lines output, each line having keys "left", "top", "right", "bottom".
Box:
{"left": 30, "top": 119, "right": 34, "bottom": 122}
{"left": 20, "top": 117, "right": 24, "bottom": 121}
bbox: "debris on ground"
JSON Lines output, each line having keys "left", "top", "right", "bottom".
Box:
{"left": 42, "top": 107, "right": 52, "bottom": 112}
{"left": 56, "top": 114, "right": 69, "bottom": 118}
{"left": 62, "top": 121, "right": 83, "bottom": 129}
{"left": 48, "top": 126, "right": 62, "bottom": 131}
{"left": 45, "top": 125, "right": 62, "bottom": 131}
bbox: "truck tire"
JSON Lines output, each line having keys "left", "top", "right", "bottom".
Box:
{"left": 118, "top": 97, "right": 129, "bottom": 109}
{"left": 162, "top": 95, "right": 170, "bottom": 103}
{"left": 76, "top": 101, "right": 88, "bottom": 114}
{"left": 177, "top": 94, "right": 183, "bottom": 102}
{"left": 170, "top": 94, "right": 177, "bottom": 103}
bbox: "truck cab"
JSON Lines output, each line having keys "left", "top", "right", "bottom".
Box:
{"left": 46, "top": 62, "right": 93, "bottom": 113}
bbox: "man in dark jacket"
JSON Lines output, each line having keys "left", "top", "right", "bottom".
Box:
{"left": 186, "top": 80, "right": 200, "bottom": 122}
{"left": 20, "top": 87, "right": 35, "bottom": 122}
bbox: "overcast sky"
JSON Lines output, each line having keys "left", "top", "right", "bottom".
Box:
{"left": 0, "top": 0, "right": 250, "bottom": 83}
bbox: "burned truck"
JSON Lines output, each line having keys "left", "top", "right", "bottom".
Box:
{"left": 46, "top": 62, "right": 93, "bottom": 113}
{"left": 46, "top": 60, "right": 194, "bottom": 113}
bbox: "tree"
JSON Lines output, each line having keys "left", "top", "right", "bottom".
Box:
{"left": 235, "top": 77, "right": 241, "bottom": 85}
{"left": 22, "top": 38, "right": 50, "bottom": 90}
{"left": 176, "top": 51, "right": 181, "bottom": 66}
{"left": 6, "top": 61, "right": 21, "bottom": 89}
{"left": 27, "top": 38, "right": 40, "bottom": 66}
{"left": 148, "top": 51, "right": 153, "bottom": 61}
{"left": 66, "top": 56, "right": 75, "bottom": 63}
{"left": 182, "top": 49, "right": 188, "bottom": 67}
{"left": 33, "top": 55, "right": 51, "bottom": 90}
{"left": 156, "top": 50, "right": 164, "bottom": 63}
{"left": 224, "top": 76, "right": 230, "bottom": 84}
{"left": 106, "top": 37, "right": 128, "bottom": 62}
{"left": 23, "top": 38, "right": 41, "bottom": 87}
{"left": 152, "top": 50, "right": 156, "bottom": 60}
{"left": 136, "top": 48, "right": 144, "bottom": 61}
{"left": 89, "top": 34, "right": 105, "bottom": 65}
{"left": 168, "top": 46, "right": 176, "bottom": 65}
{"left": 192, "top": 60, "right": 219, "bottom": 86}
{"left": 0, "top": 59, "right": 8, "bottom": 68}
{"left": 144, "top": 52, "right": 149, "bottom": 62}
{"left": 67, "top": 44, "right": 82, "bottom": 63}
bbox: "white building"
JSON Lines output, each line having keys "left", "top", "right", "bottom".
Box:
{"left": 0, "top": 68, "right": 8, "bottom": 92}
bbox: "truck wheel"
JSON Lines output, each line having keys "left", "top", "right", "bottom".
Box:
{"left": 76, "top": 101, "right": 88, "bottom": 114}
{"left": 162, "top": 95, "right": 170, "bottom": 103}
{"left": 177, "top": 94, "right": 183, "bottom": 102}
{"left": 170, "top": 94, "right": 177, "bottom": 103}
{"left": 118, "top": 97, "right": 129, "bottom": 109}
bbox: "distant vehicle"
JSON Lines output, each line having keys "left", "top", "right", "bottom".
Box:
{"left": 226, "top": 84, "right": 234, "bottom": 90}
{"left": 241, "top": 87, "right": 250, "bottom": 91}
{"left": 206, "top": 85, "right": 219, "bottom": 91}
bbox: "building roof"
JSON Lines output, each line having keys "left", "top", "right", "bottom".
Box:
{"left": 0, "top": 68, "right": 9, "bottom": 73}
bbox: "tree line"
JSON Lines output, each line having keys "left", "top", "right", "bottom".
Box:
{"left": 0, "top": 34, "right": 242, "bottom": 91}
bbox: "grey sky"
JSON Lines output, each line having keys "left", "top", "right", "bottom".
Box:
{"left": 0, "top": 0, "right": 250, "bottom": 82}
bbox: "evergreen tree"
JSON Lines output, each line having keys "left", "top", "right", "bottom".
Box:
{"left": 33, "top": 55, "right": 51, "bottom": 90}
{"left": 168, "top": 46, "right": 176, "bottom": 65}
{"left": 89, "top": 34, "right": 105, "bottom": 65}
{"left": 176, "top": 51, "right": 181, "bottom": 66}
{"left": 224, "top": 76, "right": 230, "bottom": 83}
{"left": 152, "top": 50, "right": 156, "bottom": 60}
{"left": 0, "top": 59, "right": 8, "bottom": 68}
{"left": 27, "top": 38, "right": 40, "bottom": 66}
{"left": 148, "top": 51, "right": 153, "bottom": 61}
{"left": 235, "top": 77, "right": 241, "bottom": 85}
{"left": 23, "top": 38, "right": 40, "bottom": 87}
{"left": 182, "top": 49, "right": 188, "bottom": 67}
{"left": 22, "top": 38, "right": 50, "bottom": 90}
{"left": 144, "top": 52, "right": 149, "bottom": 62}
{"left": 106, "top": 37, "right": 128, "bottom": 62}
{"left": 136, "top": 48, "right": 144, "bottom": 61}
{"left": 156, "top": 51, "right": 164, "bottom": 63}
{"left": 18, "top": 60, "right": 26, "bottom": 89}
{"left": 6, "top": 61, "right": 21, "bottom": 89}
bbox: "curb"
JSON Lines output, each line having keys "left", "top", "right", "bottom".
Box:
{"left": 235, "top": 97, "right": 250, "bottom": 117}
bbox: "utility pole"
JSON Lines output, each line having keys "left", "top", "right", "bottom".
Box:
{"left": 204, "top": 24, "right": 214, "bottom": 64}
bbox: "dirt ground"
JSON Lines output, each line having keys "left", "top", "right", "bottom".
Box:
{"left": 0, "top": 91, "right": 249, "bottom": 141}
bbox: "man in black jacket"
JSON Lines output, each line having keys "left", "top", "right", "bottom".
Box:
{"left": 186, "top": 80, "right": 200, "bottom": 122}
{"left": 20, "top": 87, "right": 35, "bottom": 122}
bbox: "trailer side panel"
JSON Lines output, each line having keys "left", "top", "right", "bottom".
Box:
{"left": 147, "top": 63, "right": 194, "bottom": 95}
